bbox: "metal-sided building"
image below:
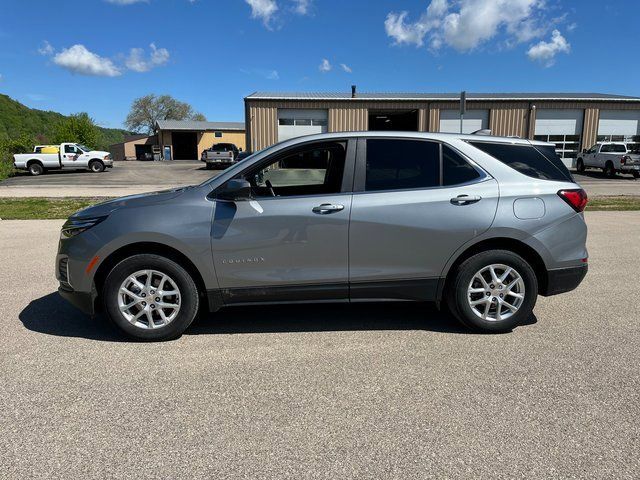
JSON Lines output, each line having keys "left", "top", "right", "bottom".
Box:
{"left": 244, "top": 91, "right": 640, "bottom": 167}
{"left": 155, "top": 120, "right": 246, "bottom": 160}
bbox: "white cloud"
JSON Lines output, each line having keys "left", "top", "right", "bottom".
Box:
{"left": 292, "top": 0, "right": 312, "bottom": 15}
{"left": 385, "top": 0, "right": 563, "bottom": 54}
{"left": 340, "top": 63, "right": 352, "bottom": 73}
{"left": 125, "top": 43, "right": 170, "bottom": 72}
{"left": 319, "top": 58, "right": 332, "bottom": 72}
{"left": 105, "top": 0, "right": 148, "bottom": 4}
{"left": 527, "top": 29, "right": 570, "bottom": 67}
{"left": 38, "top": 40, "right": 54, "bottom": 56}
{"left": 245, "top": 0, "right": 278, "bottom": 27}
{"left": 53, "top": 45, "right": 121, "bottom": 77}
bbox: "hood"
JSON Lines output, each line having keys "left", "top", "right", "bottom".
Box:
{"left": 88, "top": 150, "right": 110, "bottom": 157}
{"left": 71, "top": 187, "right": 190, "bottom": 219}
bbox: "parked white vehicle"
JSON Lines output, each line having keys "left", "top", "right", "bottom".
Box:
{"left": 576, "top": 142, "right": 640, "bottom": 178}
{"left": 13, "top": 143, "right": 113, "bottom": 176}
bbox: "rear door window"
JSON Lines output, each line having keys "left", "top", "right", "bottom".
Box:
{"left": 468, "top": 141, "right": 573, "bottom": 182}
{"left": 365, "top": 139, "right": 439, "bottom": 191}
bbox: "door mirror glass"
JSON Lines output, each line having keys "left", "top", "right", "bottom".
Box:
{"left": 217, "top": 179, "right": 252, "bottom": 201}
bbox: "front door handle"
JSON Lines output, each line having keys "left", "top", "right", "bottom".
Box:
{"left": 312, "top": 203, "right": 344, "bottom": 214}
{"left": 450, "top": 195, "right": 482, "bottom": 205}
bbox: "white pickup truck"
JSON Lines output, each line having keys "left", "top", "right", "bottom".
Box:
{"left": 576, "top": 142, "right": 640, "bottom": 178}
{"left": 13, "top": 143, "right": 113, "bottom": 176}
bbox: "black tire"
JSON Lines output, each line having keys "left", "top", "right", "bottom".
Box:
{"left": 28, "top": 162, "right": 44, "bottom": 176}
{"left": 205, "top": 163, "right": 215, "bottom": 170}
{"left": 446, "top": 250, "right": 538, "bottom": 333}
{"left": 633, "top": 171, "right": 640, "bottom": 179}
{"left": 103, "top": 254, "right": 200, "bottom": 341}
{"left": 604, "top": 162, "right": 616, "bottom": 178}
{"left": 89, "top": 160, "right": 105, "bottom": 173}
{"left": 576, "top": 158, "right": 585, "bottom": 173}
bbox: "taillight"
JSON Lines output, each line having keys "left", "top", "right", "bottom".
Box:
{"left": 621, "top": 155, "right": 629, "bottom": 165}
{"left": 558, "top": 189, "right": 588, "bottom": 213}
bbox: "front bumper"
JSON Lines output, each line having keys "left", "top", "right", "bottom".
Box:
{"left": 58, "top": 284, "right": 96, "bottom": 315}
{"left": 542, "top": 264, "right": 588, "bottom": 296}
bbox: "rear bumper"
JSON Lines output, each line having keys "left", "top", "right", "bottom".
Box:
{"left": 542, "top": 264, "right": 588, "bottom": 296}
{"left": 58, "top": 285, "right": 95, "bottom": 315}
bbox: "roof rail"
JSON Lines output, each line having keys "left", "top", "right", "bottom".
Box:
{"left": 471, "top": 129, "right": 492, "bottom": 135}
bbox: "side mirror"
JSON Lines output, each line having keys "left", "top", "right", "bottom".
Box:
{"left": 239, "top": 148, "right": 243, "bottom": 152}
{"left": 582, "top": 149, "right": 587, "bottom": 154}
{"left": 217, "top": 179, "right": 252, "bottom": 201}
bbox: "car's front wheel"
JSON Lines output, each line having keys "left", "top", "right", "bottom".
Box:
{"left": 103, "top": 254, "right": 200, "bottom": 341}
{"left": 447, "top": 250, "right": 538, "bottom": 333}
{"left": 576, "top": 158, "right": 585, "bottom": 173}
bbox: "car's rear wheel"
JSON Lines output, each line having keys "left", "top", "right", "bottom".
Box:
{"left": 28, "top": 162, "right": 44, "bottom": 176}
{"left": 205, "top": 163, "right": 214, "bottom": 170}
{"left": 604, "top": 161, "right": 616, "bottom": 178}
{"left": 633, "top": 171, "right": 640, "bottom": 179}
{"left": 103, "top": 254, "right": 199, "bottom": 341}
{"left": 576, "top": 158, "right": 585, "bottom": 173}
{"left": 89, "top": 160, "right": 105, "bottom": 173}
{"left": 446, "top": 250, "right": 538, "bottom": 333}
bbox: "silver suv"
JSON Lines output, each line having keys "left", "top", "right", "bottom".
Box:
{"left": 57, "top": 132, "right": 588, "bottom": 341}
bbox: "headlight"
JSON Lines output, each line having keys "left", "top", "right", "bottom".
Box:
{"left": 61, "top": 216, "right": 107, "bottom": 238}
{"left": 104, "top": 154, "right": 112, "bottom": 160}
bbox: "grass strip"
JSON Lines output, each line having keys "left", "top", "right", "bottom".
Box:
{"left": 587, "top": 196, "right": 640, "bottom": 211}
{"left": 0, "top": 197, "right": 111, "bottom": 220}
{"left": 0, "top": 195, "right": 639, "bottom": 220}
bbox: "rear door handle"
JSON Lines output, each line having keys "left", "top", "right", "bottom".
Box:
{"left": 312, "top": 203, "right": 344, "bottom": 214}
{"left": 450, "top": 195, "right": 482, "bottom": 205}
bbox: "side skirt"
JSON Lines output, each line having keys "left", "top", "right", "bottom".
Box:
{"left": 206, "top": 278, "right": 441, "bottom": 310}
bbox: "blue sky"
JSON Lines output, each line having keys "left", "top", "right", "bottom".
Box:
{"left": 1, "top": 0, "right": 639, "bottom": 130}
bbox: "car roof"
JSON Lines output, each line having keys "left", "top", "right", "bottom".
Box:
{"left": 274, "top": 131, "right": 547, "bottom": 148}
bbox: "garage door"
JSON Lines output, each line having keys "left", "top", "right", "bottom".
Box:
{"left": 598, "top": 110, "right": 640, "bottom": 144}
{"left": 278, "top": 109, "right": 328, "bottom": 142}
{"left": 439, "top": 110, "right": 489, "bottom": 134}
{"left": 534, "top": 109, "right": 584, "bottom": 168}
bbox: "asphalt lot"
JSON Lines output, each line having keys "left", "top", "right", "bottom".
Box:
{"left": 1, "top": 213, "right": 638, "bottom": 479}
{"left": 0, "top": 160, "right": 639, "bottom": 198}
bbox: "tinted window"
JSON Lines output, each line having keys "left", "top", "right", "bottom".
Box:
{"left": 365, "top": 139, "right": 439, "bottom": 191}
{"left": 214, "top": 132, "right": 223, "bottom": 138}
{"left": 601, "top": 144, "right": 613, "bottom": 153}
{"left": 244, "top": 142, "right": 346, "bottom": 198}
{"left": 443, "top": 146, "right": 481, "bottom": 185}
{"left": 469, "top": 141, "right": 573, "bottom": 182}
{"left": 613, "top": 144, "right": 626, "bottom": 153}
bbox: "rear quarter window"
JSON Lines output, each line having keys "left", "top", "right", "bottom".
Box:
{"left": 468, "top": 141, "right": 573, "bottom": 182}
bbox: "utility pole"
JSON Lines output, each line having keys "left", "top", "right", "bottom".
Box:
{"left": 460, "top": 91, "right": 466, "bottom": 134}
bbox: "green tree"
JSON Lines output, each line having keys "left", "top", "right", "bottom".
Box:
{"left": 52, "top": 112, "right": 100, "bottom": 148}
{"left": 0, "top": 133, "right": 34, "bottom": 180}
{"left": 125, "top": 94, "right": 206, "bottom": 133}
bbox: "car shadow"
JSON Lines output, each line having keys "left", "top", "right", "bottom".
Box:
{"left": 19, "top": 292, "right": 537, "bottom": 342}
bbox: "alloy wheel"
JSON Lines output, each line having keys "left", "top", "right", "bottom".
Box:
{"left": 118, "top": 269, "right": 181, "bottom": 329}
{"left": 467, "top": 264, "right": 525, "bottom": 322}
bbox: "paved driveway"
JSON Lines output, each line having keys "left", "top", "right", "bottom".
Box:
{"left": 1, "top": 161, "right": 639, "bottom": 197}
{"left": 0, "top": 161, "right": 223, "bottom": 197}
{"left": 1, "top": 213, "right": 638, "bottom": 478}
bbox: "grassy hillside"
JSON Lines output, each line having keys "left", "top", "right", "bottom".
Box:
{"left": 0, "top": 94, "right": 128, "bottom": 150}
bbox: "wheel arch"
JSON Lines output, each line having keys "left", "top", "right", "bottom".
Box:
{"left": 26, "top": 158, "right": 44, "bottom": 166}
{"left": 437, "top": 237, "right": 549, "bottom": 302}
{"left": 93, "top": 242, "right": 208, "bottom": 311}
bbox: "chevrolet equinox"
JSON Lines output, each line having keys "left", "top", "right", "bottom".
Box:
{"left": 57, "top": 132, "right": 588, "bottom": 341}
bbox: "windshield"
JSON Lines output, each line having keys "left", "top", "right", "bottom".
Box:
{"left": 76, "top": 144, "right": 91, "bottom": 152}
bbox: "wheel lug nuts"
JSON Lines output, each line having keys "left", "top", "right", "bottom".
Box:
{"left": 150, "top": 304, "right": 156, "bottom": 309}
{"left": 141, "top": 293, "right": 146, "bottom": 297}
{"left": 500, "top": 293, "right": 504, "bottom": 298}
{"left": 155, "top": 297, "right": 160, "bottom": 302}
{"left": 486, "top": 292, "right": 491, "bottom": 296}
{"left": 490, "top": 284, "right": 495, "bottom": 289}
{"left": 142, "top": 302, "right": 146, "bottom": 306}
